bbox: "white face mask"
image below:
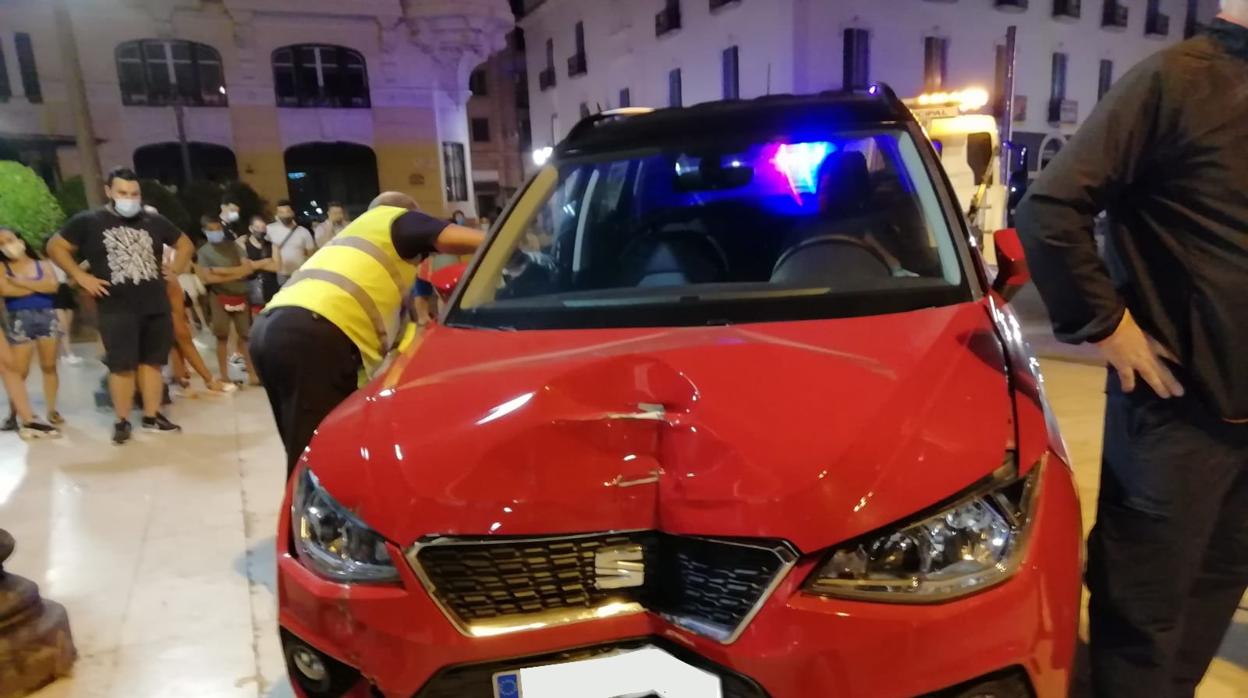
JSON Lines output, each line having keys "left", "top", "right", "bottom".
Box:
{"left": 1, "top": 241, "right": 25, "bottom": 259}
{"left": 223, "top": 210, "right": 240, "bottom": 223}
{"left": 113, "top": 197, "right": 142, "bottom": 218}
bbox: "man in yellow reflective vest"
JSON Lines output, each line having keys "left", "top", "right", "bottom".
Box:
{"left": 249, "top": 192, "right": 485, "bottom": 474}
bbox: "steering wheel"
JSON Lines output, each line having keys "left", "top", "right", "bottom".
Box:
{"left": 770, "top": 234, "right": 893, "bottom": 281}
{"left": 616, "top": 226, "right": 730, "bottom": 287}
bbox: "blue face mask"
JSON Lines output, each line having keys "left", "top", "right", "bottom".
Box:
{"left": 205, "top": 230, "right": 226, "bottom": 244}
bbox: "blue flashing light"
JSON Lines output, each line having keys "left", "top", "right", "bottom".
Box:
{"left": 770, "top": 141, "right": 835, "bottom": 195}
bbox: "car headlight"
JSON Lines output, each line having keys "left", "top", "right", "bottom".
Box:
{"left": 804, "top": 462, "right": 1042, "bottom": 602}
{"left": 292, "top": 468, "right": 399, "bottom": 583}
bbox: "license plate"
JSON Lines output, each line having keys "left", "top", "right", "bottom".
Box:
{"left": 492, "top": 646, "right": 723, "bottom": 698}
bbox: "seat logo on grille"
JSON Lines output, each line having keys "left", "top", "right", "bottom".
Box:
{"left": 593, "top": 544, "right": 645, "bottom": 589}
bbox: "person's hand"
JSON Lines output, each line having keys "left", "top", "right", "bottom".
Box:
{"left": 241, "top": 258, "right": 255, "bottom": 273}
{"left": 1096, "top": 310, "right": 1184, "bottom": 398}
{"left": 76, "top": 273, "right": 111, "bottom": 298}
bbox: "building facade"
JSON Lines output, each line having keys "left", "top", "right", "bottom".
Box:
{"left": 0, "top": 0, "right": 512, "bottom": 218}
{"left": 466, "top": 28, "right": 529, "bottom": 223}
{"left": 520, "top": 0, "right": 1219, "bottom": 174}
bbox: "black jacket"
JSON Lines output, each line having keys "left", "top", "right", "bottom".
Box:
{"left": 1016, "top": 19, "right": 1248, "bottom": 422}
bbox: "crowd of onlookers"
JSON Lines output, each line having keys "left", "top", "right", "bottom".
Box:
{"left": 0, "top": 167, "right": 482, "bottom": 444}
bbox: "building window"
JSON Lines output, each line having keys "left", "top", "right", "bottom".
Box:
{"left": 116, "top": 39, "right": 227, "bottom": 107}
{"left": 15, "top": 33, "right": 41, "bottom": 104}
{"left": 540, "top": 39, "right": 557, "bottom": 90}
{"left": 568, "top": 22, "right": 588, "bottom": 77}
{"left": 442, "top": 142, "right": 468, "bottom": 202}
{"left": 923, "top": 37, "right": 948, "bottom": 92}
{"left": 1098, "top": 59, "right": 1114, "bottom": 100}
{"left": 1050, "top": 52, "right": 1068, "bottom": 103}
{"left": 669, "top": 68, "right": 682, "bottom": 108}
{"left": 619, "top": 87, "right": 631, "bottom": 108}
{"left": 579, "top": 102, "right": 591, "bottom": 118}
{"left": 272, "top": 44, "right": 370, "bottom": 108}
{"left": 722, "top": 45, "right": 740, "bottom": 100}
{"left": 843, "top": 28, "right": 870, "bottom": 90}
{"left": 471, "top": 117, "right": 491, "bottom": 142}
{"left": 469, "top": 68, "right": 488, "bottom": 95}
{"left": 0, "top": 39, "right": 11, "bottom": 102}
{"left": 1146, "top": 0, "right": 1171, "bottom": 36}
{"left": 1185, "top": 0, "right": 1201, "bottom": 38}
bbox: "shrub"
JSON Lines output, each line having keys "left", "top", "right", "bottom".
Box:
{"left": 55, "top": 176, "right": 89, "bottom": 218}
{"left": 139, "top": 178, "right": 191, "bottom": 234}
{"left": 0, "top": 161, "right": 66, "bottom": 249}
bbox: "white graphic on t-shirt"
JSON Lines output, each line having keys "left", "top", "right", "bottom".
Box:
{"left": 102, "top": 226, "right": 161, "bottom": 285}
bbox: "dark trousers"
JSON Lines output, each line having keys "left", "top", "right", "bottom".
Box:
{"left": 250, "top": 307, "right": 361, "bottom": 476}
{"left": 1087, "top": 374, "right": 1248, "bottom": 697}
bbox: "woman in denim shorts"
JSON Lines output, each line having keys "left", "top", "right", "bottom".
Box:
{"left": 1, "top": 228, "right": 63, "bottom": 428}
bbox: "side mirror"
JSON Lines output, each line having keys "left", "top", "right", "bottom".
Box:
{"left": 431, "top": 262, "right": 468, "bottom": 301}
{"left": 990, "top": 228, "right": 1029, "bottom": 303}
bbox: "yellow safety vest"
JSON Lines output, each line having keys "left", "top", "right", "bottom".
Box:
{"left": 266, "top": 205, "right": 418, "bottom": 372}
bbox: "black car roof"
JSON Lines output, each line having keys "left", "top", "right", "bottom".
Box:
{"left": 555, "top": 87, "right": 916, "bottom": 159}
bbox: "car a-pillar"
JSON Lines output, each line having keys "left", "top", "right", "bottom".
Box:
{"left": 0, "top": 528, "right": 76, "bottom": 697}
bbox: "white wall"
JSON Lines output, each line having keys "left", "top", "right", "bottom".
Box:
{"left": 522, "top": 0, "right": 797, "bottom": 150}
{"left": 523, "top": 0, "right": 1203, "bottom": 153}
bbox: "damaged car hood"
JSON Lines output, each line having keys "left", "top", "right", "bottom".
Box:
{"left": 308, "top": 301, "right": 1012, "bottom": 553}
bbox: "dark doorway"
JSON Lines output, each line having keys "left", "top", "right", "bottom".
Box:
{"left": 283, "top": 142, "right": 379, "bottom": 219}
{"left": 134, "top": 142, "right": 238, "bottom": 189}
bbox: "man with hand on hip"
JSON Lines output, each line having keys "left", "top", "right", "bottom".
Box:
{"left": 47, "top": 167, "right": 194, "bottom": 444}
{"left": 1016, "top": 5, "right": 1248, "bottom": 695}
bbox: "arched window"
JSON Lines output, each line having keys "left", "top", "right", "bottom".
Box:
{"left": 272, "top": 45, "right": 369, "bottom": 108}
{"left": 116, "top": 39, "right": 227, "bottom": 107}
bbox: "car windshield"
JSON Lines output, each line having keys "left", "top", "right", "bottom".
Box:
{"left": 450, "top": 127, "right": 971, "bottom": 330}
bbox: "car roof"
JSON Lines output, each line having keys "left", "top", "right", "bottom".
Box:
{"left": 555, "top": 87, "right": 916, "bottom": 159}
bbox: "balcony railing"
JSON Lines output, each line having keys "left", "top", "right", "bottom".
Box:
{"left": 1048, "top": 98, "right": 1079, "bottom": 124}
{"left": 656, "top": 6, "right": 681, "bottom": 36}
{"left": 1102, "top": 1, "right": 1129, "bottom": 29}
{"left": 538, "top": 67, "right": 556, "bottom": 91}
{"left": 567, "top": 53, "right": 587, "bottom": 78}
{"left": 1146, "top": 12, "right": 1170, "bottom": 36}
{"left": 1054, "top": 0, "right": 1081, "bottom": 20}
{"left": 994, "top": 0, "right": 1028, "bottom": 11}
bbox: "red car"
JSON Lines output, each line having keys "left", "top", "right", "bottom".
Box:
{"left": 277, "top": 89, "right": 1083, "bottom": 698}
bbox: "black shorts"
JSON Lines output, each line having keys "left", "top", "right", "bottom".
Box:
{"left": 53, "top": 283, "right": 77, "bottom": 311}
{"left": 98, "top": 311, "right": 174, "bottom": 372}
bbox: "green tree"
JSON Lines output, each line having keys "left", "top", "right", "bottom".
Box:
{"left": 138, "top": 178, "right": 191, "bottom": 234}
{"left": 55, "top": 176, "right": 89, "bottom": 218}
{"left": 0, "top": 161, "right": 66, "bottom": 249}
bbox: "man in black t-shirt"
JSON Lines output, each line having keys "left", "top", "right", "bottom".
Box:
{"left": 47, "top": 167, "right": 195, "bottom": 444}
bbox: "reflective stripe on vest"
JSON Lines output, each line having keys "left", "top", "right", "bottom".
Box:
{"left": 324, "top": 236, "right": 405, "bottom": 298}
{"left": 285, "top": 268, "right": 390, "bottom": 351}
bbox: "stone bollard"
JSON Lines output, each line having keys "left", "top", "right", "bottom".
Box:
{"left": 0, "top": 529, "right": 76, "bottom": 697}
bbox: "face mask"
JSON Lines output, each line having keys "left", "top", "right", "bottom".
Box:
{"left": 205, "top": 230, "right": 226, "bottom": 244}
{"left": 223, "top": 210, "right": 240, "bottom": 223}
{"left": 279, "top": 216, "right": 295, "bottom": 226}
{"left": 113, "top": 197, "right": 142, "bottom": 218}
{"left": 1, "top": 241, "right": 24, "bottom": 259}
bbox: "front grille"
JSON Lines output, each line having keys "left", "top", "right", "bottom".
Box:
{"left": 413, "top": 637, "right": 769, "bottom": 698}
{"left": 415, "top": 534, "right": 644, "bottom": 622}
{"left": 410, "top": 532, "right": 794, "bottom": 642}
{"left": 653, "top": 536, "right": 790, "bottom": 637}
